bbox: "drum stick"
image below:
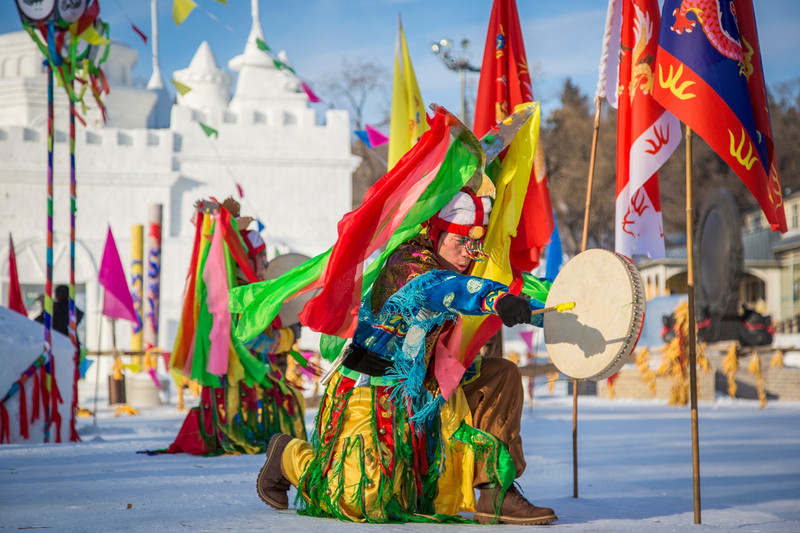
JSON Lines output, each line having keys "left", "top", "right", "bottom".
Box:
{"left": 531, "top": 301, "right": 575, "bottom": 315}
{"left": 319, "top": 346, "right": 348, "bottom": 386}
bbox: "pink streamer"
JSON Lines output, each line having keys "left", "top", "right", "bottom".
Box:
{"left": 147, "top": 368, "right": 163, "bottom": 390}
{"left": 203, "top": 220, "right": 231, "bottom": 376}
{"left": 301, "top": 81, "right": 321, "bottom": 103}
{"left": 434, "top": 321, "right": 467, "bottom": 401}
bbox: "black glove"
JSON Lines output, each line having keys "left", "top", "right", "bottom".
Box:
{"left": 495, "top": 294, "right": 531, "bottom": 327}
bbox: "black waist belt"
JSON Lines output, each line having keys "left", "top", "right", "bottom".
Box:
{"left": 342, "top": 344, "right": 394, "bottom": 377}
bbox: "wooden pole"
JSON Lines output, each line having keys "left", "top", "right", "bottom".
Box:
{"left": 581, "top": 98, "right": 602, "bottom": 253}
{"left": 573, "top": 96, "right": 603, "bottom": 499}
{"left": 685, "top": 126, "right": 702, "bottom": 523}
{"left": 92, "top": 308, "right": 102, "bottom": 427}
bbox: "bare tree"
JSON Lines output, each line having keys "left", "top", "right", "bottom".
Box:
{"left": 544, "top": 78, "right": 617, "bottom": 255}
{"left": 317, "top": 58, "right": 391, "bottom": 131}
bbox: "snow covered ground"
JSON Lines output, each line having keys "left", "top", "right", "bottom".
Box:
{"left": 1, "top": 382, "right": 799, "bottom": 532}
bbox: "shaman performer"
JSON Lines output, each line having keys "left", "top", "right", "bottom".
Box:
{"left": 160, "top": 198, "right": 306, "bottom": 455}
{"left": 257, "top": 187, "right": 557, "bottom": 525}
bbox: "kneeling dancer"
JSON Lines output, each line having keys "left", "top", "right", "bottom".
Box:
{"left": 257, "top": 189, "right": 557, "bottom": 525}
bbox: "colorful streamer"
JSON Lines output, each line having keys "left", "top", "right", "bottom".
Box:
{"left": 44, "top": 55, "right": 54, "bottom": 444}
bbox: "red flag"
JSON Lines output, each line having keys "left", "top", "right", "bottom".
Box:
{"left": 7, "top": 235, "right": 26, "bottom": 316}
{"left": 604, "top": 0, "right": 680, "bottom": 259}
{"left": 299, "top": 112, "right": 452, "bottom": 337}
{"left": 98, "top": 226, "right": 138, "bottom": 323}
{"left": 653, "top": 0, "right": 786, "bottom": 232}
{"left": 473, "top": 0, "right": 554, "bottom": 271}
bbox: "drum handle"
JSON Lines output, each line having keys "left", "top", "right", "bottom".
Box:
{"left": 531, "top": 301, "right": 575, "bottom": 315}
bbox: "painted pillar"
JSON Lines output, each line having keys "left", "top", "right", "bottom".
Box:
{"left": 130, "top": 225, "right": 144, "bottom": 366}
{"left": 144, "top": 205, "right": 162, "bottom": 351}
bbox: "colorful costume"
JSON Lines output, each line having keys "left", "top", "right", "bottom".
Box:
{"left": 277, "top": 229, "right": 543, "bottom": 522}
{"left": 250, "top": 104, "right": 557, "bottom": 524}
{"left": 159, "top": 201, "right": 307, "bottom": 456}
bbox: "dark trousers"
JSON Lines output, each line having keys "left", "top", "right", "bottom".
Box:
{"left": 462, "top": 356, "right": 526, "bottom": 487}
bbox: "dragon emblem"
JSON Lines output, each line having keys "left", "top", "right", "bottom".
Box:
{"left": 669, "top": 0, "right": 754, "bottom": 77}
{"left": 627, "top": 4, "right": 656, "bottom": 104}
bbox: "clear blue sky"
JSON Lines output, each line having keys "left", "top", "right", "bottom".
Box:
{"left": 2, "top": 0, "right": 798, "bottom": 127}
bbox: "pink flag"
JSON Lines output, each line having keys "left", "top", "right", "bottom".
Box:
{"left": 203, "top": 219, "right": 231, "bottom": 376}
{"left": 301, "top": 81, "right": 321, "bottom": 103}
{"left": 99, "top": 227, "right": 138, "bottom": 323}
{"left": 365, "top": 124, "right": 389, "bottom": 147}
{"left": 519, "top": 330, "right": 534, "bottom": 353}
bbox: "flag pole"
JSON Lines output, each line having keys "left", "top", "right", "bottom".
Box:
{"left": 581, "top": 96, "right": 602, "bottom": 253}
{"left": 571, "top": 95, "right": 603, "bottom": 499}
{"left": 92, "top": 300, "right": 103, "bottom": 427}
{"left": 67, "top": 79, "right": 81, "bottom": 443}
{"left": 43, "top": 56, "right": 55, "bottom": 444}
{"left": 684, "top": 125, "right": 702, "bottom": 524}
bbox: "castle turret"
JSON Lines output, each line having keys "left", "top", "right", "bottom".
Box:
{"left": 227, "top": 0, "right": 307, "bottom": 117}
{"left": 146, "top": 0, "right": 171, "bottom": 129}
{"left": 172, "top": 41, "right": 232, "bottom": 113}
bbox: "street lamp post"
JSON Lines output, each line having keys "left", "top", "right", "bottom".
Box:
{"left": 431, "top": 38, "right": 481, "bottom": 123}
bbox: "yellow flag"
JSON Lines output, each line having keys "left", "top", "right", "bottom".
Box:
{"left": 388, "top": 15, "right": 428, "bottom": 169}
{"left": 172, "top": 0, "right": 197, "bottom": 27}
{"left": 459, "top": 102, "right": 541, "bottom": 353}
{"left": 172, "top": 79, "right": 192, "bottom": 96}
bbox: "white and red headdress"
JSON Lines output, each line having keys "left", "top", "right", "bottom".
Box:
{"left": 428, "top": 187, "right": 493, "bottom": 260}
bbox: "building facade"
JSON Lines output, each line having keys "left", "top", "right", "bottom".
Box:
{"left": 638, "top": 190, "right": 800, "bottom": 325}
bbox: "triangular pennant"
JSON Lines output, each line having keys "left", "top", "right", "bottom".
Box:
{"left": 519, "top": 330, "right": 534, "bottom": 353}
{"left": 301, "top": 81, "right": 321, "bottom": 103}
{"left": 273, "top": 59, "right": 296, "bottom": 74}
{"left": 199, "top": 122, "right": 218, "bottom": 138}
{"left": 365, "top": 124, "right": 389, "bottom": 147}
{"left": 255, "top": 38, "right": 270, "bottom": 52}
{"left": 172, "top": 79, "right": 192, "bottom": 95}
{"left": 98, "top": 226, "right": 138, "bottom": 323}
{"left": 354, "top": 130, "right": 371, "bottom": 148}
{"left": 172, "top": 0, "right": 197, "bottom": 27}
{"left": 7, "top": 235, "right": 27, "bottom": 316}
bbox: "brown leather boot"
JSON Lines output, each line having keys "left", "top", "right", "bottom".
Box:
{"left": 256, "top": 433, "right": 293, "bottom": 509}
{"left": 474, "top": 484, "right": 558, "bottom": 525}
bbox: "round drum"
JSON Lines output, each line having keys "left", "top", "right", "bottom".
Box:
{"left": 544, "top": 249, "right": 645, "bottom": 380}
{"left": 264, "top": 253, "right": 318, "bottom": 325}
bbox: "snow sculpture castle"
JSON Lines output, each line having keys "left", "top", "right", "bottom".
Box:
{"left": 0, "top": 3, "right": 358, "bottom": 352}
